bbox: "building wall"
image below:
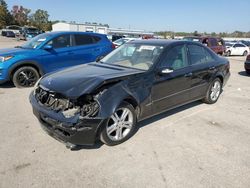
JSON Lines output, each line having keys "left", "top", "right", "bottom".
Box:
{"left": 52, "top": 22, "right": 108, "bottom": 34}
{"left": 52, "top": 23, "right": 71, "bottom": 31}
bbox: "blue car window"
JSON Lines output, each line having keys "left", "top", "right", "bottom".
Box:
{"left": 47, "top": 35, "right": 71, "bottom": 49}
{"left": 74, "top": 34, "right": 95, "bottom": 46}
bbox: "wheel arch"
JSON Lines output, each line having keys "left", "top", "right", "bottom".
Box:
{"left": 9, "top": 60, "right": 44, "bottom": 80}
{"left": 95, "top": 95, "right": 140, "bottom": 143}
{"left": 215, "top": 74, "right": 224, "bottom": 85}
{"left": 94, "top": 88, "right": 141, "bottom": 141}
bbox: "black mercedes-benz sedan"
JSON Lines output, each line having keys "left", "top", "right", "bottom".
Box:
{"left": 30, "top": 40, "right": 230, "bottom": 147}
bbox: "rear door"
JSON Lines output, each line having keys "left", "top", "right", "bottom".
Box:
{"left": 187, "top": 44, "right": 217, "bottom": 100}
{"left": 70, "top": 34, "right": 103, "bottom": 66}
{"left": 235, "top": 43, "right": 246, "bottom": 55}
{"left": 152, "top": 44, "right": 192, "bottom": 114}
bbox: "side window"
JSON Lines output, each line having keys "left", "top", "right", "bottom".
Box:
{"left": 47, "top": 35, "right": 70, "bottom": 49}
{"left": 74, "top": 34, "right": 94, "bottom": 46}
{"left": 93, "top": 36, "right": 101, "bottom": 43}
{"left": 160, "top": 45, "right": 188, "bottom": 70}
{"left": 188, "top": 44, "right": 215, "bottom": 65}
{"left": 239, "top": 44, "right": 245, "bottom": 47}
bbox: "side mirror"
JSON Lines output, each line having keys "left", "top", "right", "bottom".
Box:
{"left": 43, "top": 45, "right": 53, "bottom": 51}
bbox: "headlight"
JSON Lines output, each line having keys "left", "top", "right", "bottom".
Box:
{"left": 0, "top": 56, "right": 14, "bottom": 62}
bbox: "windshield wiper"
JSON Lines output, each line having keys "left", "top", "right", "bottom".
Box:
{"left": 14, "top": 46, "right": 23, "bottom": 48}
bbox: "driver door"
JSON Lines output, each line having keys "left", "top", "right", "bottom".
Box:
{"left": 152, "top": 44, "right": 192, "bottom": 114}
{"left": 40, "top": 34, "right": 74, "bottom": 73}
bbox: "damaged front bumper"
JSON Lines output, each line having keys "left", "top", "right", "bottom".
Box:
{"left": 29, "top": 93, "right": 104, "bottom": 146}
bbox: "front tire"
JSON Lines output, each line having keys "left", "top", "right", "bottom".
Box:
{"left": 243, "top": 51, "right": 248, "bottom": 56}
{"left": 12, "top": 66, "right": 40, "bottom": 88}
{"left": 100, "top": 102, "right": 136, "bottom": 146}
{"left": 203, "top": 78, "right": 222, "bottom": 104}
{"left": 226, "top": 51, "right": 231, "bottom": 56}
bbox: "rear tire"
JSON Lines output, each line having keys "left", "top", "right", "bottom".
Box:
{"left": 12, "top": 66, "right": 40, "bottom": 88}
{"left": 202, "top": 78, "right": 222, "bottom": 104}
{"left": 100, "top": 102, "right": 136, "bottom": 146}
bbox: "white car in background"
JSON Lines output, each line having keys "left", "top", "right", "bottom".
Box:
{"left": 113, "top": 37, "right": 137, "bottom": 48}
{"left": 225, "top": 42, "right": 249, "bottom": 56}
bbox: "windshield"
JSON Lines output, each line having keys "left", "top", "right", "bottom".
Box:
{"left": 114, "top": 38, "right": 128, "bottom": 45}
{"left": 26, "top": 28, "right": 39, "bottom": 33}
{"left": 21, "top": 33, "right": 50, "bottom": 49}
{"left": 101, "top": 43, "right": 164, "bottom": 71}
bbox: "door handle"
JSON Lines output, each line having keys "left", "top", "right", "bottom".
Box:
{"left": 68, "top": 52, "right": 74, "bottom": 55}
{"left": 185, "top": 72, "right": 193, "bottom": 77}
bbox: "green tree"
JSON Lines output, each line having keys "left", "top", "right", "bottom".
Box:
{"left": 0, "top": 0, "right": 13, "bottom": 28}
{"left": 29, "top": 9, "right": 51, "bottom": 31}
{"left": 211, "top": 32, "right": 217, "bottom": 37}
{"left": 193, "top": 30, "right": 198, "bottom": 36}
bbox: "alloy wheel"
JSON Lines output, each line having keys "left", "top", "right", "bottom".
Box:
{"left": 16, "top": 69, "right": 38, "bottom": 87}
{"left": 210, "top": 80, "right": 221, "bottom": 101}
{"left": 106, "top": 107, "right": 134, "bottom": 141}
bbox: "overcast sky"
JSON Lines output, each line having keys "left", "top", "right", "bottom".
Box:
{"left": 6, "top": 0, "right": 250, "bottom": 32}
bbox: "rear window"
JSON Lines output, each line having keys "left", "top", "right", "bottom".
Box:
{"left": 209, "top": 38, "right": 218, "bottom": 47}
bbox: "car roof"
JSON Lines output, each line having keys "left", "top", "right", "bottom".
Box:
{"left": 184, "top": 36, "right": 223, "bottom": 40}
{"left": 129, "top": 39, "right": 196, "bottom": 46}
{"left": 45, "top": 31, "right": 107, "bottom": 37}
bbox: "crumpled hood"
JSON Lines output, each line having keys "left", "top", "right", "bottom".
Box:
{"left": 0, "top": 47, "right": 34, "bottom": 56}
{"left": 39, "top": 63, "right": 144, "bottom": 99}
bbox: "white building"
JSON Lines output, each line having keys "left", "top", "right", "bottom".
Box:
{"left": 52, "top": 22, "right": 154, "bottom": 37}
{"left": 108, "top": 28, "right": 154, "bottom": 37}
{"left": 52, "top": 22, "right": 109, "bottom": 34}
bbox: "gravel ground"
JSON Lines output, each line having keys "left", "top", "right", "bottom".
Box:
{"left": 0, "top": 36, "right": 250, "bottom": 188}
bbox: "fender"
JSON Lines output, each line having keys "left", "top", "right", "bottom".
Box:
{"left": 8, "top": 60, "right": 45, "bottom": 78}
{"left": 96, "top": 80, "right": 150, "bottom": 120}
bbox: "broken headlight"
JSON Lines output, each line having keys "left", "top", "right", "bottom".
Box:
{"left": 61, "top": 95, "right": 100, "bottom": 119}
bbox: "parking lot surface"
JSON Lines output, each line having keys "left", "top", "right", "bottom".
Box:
{"left": 0, "top": 36, "right": 250, "bottom": 188}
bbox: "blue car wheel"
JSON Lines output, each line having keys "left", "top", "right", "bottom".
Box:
{"left": 12, "top": 66, "right": 40, "bottom": 88}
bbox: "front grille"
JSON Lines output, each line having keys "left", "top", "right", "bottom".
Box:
{"left": 35, "top": 86, "right": 72, "bottom": 111}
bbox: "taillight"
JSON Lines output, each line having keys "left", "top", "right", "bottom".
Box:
{"left": 247, "top": 55, "right": 250, "bottom": 61}
{"left": 111, "top": 43, "right": 116, "bottom": 49}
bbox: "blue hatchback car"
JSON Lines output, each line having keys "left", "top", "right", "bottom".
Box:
{"left": 0, "top": 31, "right": 114, "bottom": 87}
